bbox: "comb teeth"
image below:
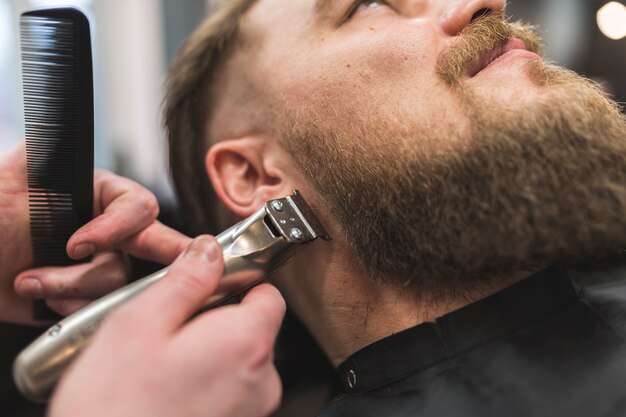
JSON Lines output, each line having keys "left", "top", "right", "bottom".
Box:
{"left": 20, "top": 8, "right": 94, "bottom": 270}
{"left": 22, "top": 16, "right": 78, "bottom": 196}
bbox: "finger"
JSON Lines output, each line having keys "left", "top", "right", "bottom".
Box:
{"left": 46, "top": 299, "right": 92, "bottom": 316}
{"left": 119, "top": 221, "right": 192, "bottom": 265}
{"left": 66, "top": 170, "right": 159, "bottom": 259}
{"left": 114, "top": 236, "right": 224, "bottom": 333}
{"left": 14, "top": 252, "right": 129, "bottom": 299}
{"left": 177, "top": 284, "right": 285, "bottom": 375}
{"left": 239, "top": 283, "right": 287, "bottom": 341}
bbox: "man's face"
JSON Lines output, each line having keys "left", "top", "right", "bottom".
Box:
{"left": 245, "top": 0, "right": 541, "bottom": 136}
{"left": 238, "top": 0, "right": 626, "bottom": 293}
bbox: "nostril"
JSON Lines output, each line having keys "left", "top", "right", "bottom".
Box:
{"left": 471, "top": 8, "right": 492, "bottom": 22}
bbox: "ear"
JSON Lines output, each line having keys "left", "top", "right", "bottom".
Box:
{"left": 206, "top": 137, "right": 293, "bottom": 218}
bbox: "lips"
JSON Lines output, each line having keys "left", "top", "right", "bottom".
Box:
{"left": 467, "top": 38, "right": 534, "bottom": 77}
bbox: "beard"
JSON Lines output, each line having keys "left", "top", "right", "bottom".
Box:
{"left": 281, "top": 16, "right": 626, "bottom": 295}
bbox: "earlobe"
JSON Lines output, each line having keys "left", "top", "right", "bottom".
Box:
{"left": 205, "top": 138, "right": 290, "bottom": 218}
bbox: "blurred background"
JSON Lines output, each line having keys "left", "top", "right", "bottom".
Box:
{"left": 0, "top": 0, "right": 625, "bottom": 416}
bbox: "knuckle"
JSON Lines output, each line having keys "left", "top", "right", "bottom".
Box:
{"left": 249, "top": 333, "right": 274, "bottom": 365}
{"left": 166, "top": 263, "right": 212, "bottom": 300}
{"left": 174, "top": 240, "right": 189, "bottom": 258}
{"left": 263, "top": 369, "right": 283, "bottom": 414}
{"left": 95, "top": 168, "right": 113, "bottom": 178}
{"left": 140, "top": 192, "right": 159, "bottom": 219}
{"left": 108, "top": 255, "right": 130, "bottom": 285}
{"left": 171, "top": 254, "right": 214, "bottom": 277}
{"left": 93, "top": 168, "right": 113, "bottom": 185}
{"left": 238, "top": 365, "right": 282, "bottom": 416}
{"left": 230, "top": 322, "right": 274, "bottom": 367}
{"left": 227, "top": 326, "right": 258, "bottom": 356}
{"left": 107, "top": 267, "right": 128, "bottom": 290}
{"left": 42, "top": 274, "right": 66, "bottom": 297}
{"left": 179, "top": 272, "right": 208, "bottom": 295}
{"left": 134, "top": 234, "right": 157, "bottom": 260}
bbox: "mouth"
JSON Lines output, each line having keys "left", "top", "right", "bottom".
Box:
{"left": 467, "top": 38, "right": 541, "bottom": 77}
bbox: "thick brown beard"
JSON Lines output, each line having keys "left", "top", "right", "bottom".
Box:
{"left": 281, "top": 24, "right": 626, "bottom": 297}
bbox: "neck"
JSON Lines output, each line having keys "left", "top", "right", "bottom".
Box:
{"left": 275, "top": 239, "right": 531, "bottom": 367}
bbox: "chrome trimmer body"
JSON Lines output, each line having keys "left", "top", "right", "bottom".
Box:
{"left": 13, "top": 190, "right": 329, "bottom": 403}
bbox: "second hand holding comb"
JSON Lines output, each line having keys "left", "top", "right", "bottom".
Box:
{"left": 21, "top": 7, "right": 94, "bottom": 320}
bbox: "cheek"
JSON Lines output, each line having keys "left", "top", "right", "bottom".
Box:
{"left": 279, "top": 26, "right": 444, "bottom": 120}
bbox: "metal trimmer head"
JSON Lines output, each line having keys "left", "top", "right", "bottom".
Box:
{"left": 265, "top": 191, "right": 330, "bottom": 243}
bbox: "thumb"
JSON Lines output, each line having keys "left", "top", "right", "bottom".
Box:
{"left": 127, "top": 235, "right": 224, "bottom": 332}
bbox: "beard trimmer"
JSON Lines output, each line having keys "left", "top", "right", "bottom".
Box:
{"left": 13, "top": 190, "right": 329, "bottom": 403}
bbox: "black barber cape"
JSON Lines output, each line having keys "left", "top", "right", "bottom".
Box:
{"left": 319, "top": 266, "right": 626, "bottom": 417}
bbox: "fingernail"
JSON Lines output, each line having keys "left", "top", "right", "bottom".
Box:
{"left": 18, "top": 278, "right": 43, "bottom": 298}
{"left": 183, "top": 236, "right": 220, "bottom": 261}
{"left": 73, "top": 243, "right": 96, "bottom": 259}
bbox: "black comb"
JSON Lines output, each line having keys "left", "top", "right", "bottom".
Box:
{"left": 20, "top": 8, "right": 94, "bottom": 320}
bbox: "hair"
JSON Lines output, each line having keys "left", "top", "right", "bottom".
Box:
{"left": 164, "top": 0, "right": 257, "bottom": 235}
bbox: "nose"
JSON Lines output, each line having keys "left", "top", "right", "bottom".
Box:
{"left": 440, "top": 0, "right": 507, "bottom": 36}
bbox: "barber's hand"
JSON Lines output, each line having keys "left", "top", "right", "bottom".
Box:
{"left": 49, "top": 236, "right": 285, "bottom": 417}
{"left": 0, "top": 141, "right": 190, "bottom": 325}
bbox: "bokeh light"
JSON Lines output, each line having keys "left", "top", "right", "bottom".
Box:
{"left": 597, "top": 2, "right": 626, "bottom": 40}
